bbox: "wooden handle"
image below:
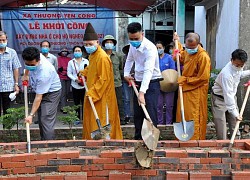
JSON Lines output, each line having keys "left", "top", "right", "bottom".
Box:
{"left": 229, "top": 85, "right": 250, "bottom": 147}
{"left": 174, "top": 39, "right": 185, "bottom": 120}
{"left": 23, "top": 84, "right": 31, "bottom": 153}
{"left": 130, "top": 81, "right": 152, "bottom": 122}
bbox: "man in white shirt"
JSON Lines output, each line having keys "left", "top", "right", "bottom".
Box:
{"left": 40, "top": 40, "right": 58, "bottom": 70}
{"left": 124, "top": 22, "right": 162, "bottom": 140}
{"left": 212, "top": 49, "right": 250, "bottom": 140}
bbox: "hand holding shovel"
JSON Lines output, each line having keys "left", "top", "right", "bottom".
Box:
{"left": 228, "top": 80, "right": 250, "bottom": 149}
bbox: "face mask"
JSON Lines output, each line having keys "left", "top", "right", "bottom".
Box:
{"left": 158, "top": 49, "right": 164, "bottom": 55}
{"left": 85, "top": 45, "right": 97, "bottom": 54}
{"left": 0, "top": 43, "right": 7, "bottom": 48}
{"left": 25, "top": 65, "right": 38, "bottom": 71}
{"left": 169, "top": 49, "right": 173, "bottom": 54}
{"left": 186, "top": 47, "right": 198, "bottom": 55}
{"left": 129, "top": 40, "right": 142, "bottom": 48}
{"left": 61, "top": 51, "right": 68, "bottom": 56}
{"left": 105, "top": 43, "right": 114, "bottom": 50}
{"left": 41, "top": 47, "right": 49, "bottom": 54}
{"left": 231, "top": 63, "right": 243, "bottom": 71}
{"left": 74, "top": 52, "right": 82, "bottom": 58}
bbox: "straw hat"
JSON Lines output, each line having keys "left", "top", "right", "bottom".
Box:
{"left": 160, "top": 69, "right": 178, "bottom": 92}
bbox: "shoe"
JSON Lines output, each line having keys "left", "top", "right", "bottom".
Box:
{"left": 125, "top": 116, "right": 130, "bottom": 124}
{"left": 74, "top": 120, "right": 81, "bottom": 126}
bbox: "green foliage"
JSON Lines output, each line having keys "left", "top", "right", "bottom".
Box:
{"left": 0, "top": 107, "right": 25, "bottom": 130}
{"left": 207, "top": 69, "right": 221, "bottom": 122}
{"left": 0, "top": 106, "right": 25, "bottom": 142}
{"left": 58, "top": 105, "right": 80, "bottom": 139}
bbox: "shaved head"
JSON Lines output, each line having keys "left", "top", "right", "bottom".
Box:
{"left": 185, "top": 33, "right": 200, "bottom": 44}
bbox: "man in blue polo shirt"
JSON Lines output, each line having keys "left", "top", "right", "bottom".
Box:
{"left": 23, "top": 47, "right": 61, "bottom": 140}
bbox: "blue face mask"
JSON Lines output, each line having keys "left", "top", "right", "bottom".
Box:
{"left": 0, "top": 43, "right": 7, "bottom": 48}
{"left": 186, "top": 47, "right": 198, "bottom": 55}
{"left": 158, "top": 49, "right": 164, "bottom": 55}
{"left": 74, "top": 52, "right": 82, "bottom": 58}
{"left": 25, "top": 65, "right": 38, "bottom": 71}
{"left": 169, "top": 49, "right": 173, "bottom": 54}
{"left": 129, "top": 40, "right": 142, "bottom": 48}
{"left": 105, "top": 43, "right": 114, "bottom": 50}
{"left": 85, "top": 45, "right": 97, "bottom": 54}
{"left": 41, "top": 47, "right": 49, "bottom": 54}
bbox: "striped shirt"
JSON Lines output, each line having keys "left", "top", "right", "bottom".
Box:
{"left": 0, "top": 47, "right": 21, "bottom": 92}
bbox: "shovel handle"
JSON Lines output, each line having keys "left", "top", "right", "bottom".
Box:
{"left": 82, "top": 76, "right": 101, "bottom": 130}
{"left": 23, "top": 82, "right": 31, "bottom": 153}
{"left": 130, "top": 81, "right": 152, "bottom": 122}
{"left": 229, "top": 85, "right": 250, "bottom": 148}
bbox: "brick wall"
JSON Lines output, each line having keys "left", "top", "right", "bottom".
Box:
{"left": 0, "top": 139, "right": 250, "bottom": 179}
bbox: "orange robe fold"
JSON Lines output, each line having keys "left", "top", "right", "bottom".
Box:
{"left": 176, "top": 44, "right": 211, "bottom": 140}
{"left": 79, "top": 46, "right": 123, "bottom": 140}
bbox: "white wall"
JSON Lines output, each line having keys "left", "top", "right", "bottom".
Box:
{"left": 216, "top": 0, "right": 240, "bottom": 69}
{"left": 194, "top": 6, "right": 206, "bottom": 50}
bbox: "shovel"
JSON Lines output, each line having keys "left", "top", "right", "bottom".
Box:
{"left": 131, "top": 80, "right": 160, "bottom": 150}
{"left": 23, "top": 80, "right": 31, "bottom": 153}
{"left": 81, "top": 76, "right": 111, "bottom": 139}
{"left": 228, "top": 80, "right": 250, "bottom": 150}
{"left": 173, "top": 38, "right": 194, "bottom": 141}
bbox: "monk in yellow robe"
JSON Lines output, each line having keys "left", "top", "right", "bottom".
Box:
{"left": 79, "top": 23, "right": 123, "bottom": 140}
{"left": 174, "top": 33, "right": 211, "bottom": 140}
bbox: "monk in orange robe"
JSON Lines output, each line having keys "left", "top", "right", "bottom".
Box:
{"left": 79, "top": 23, "right": 123, "bottom": 140}
{"left": 174, "top": 33, "right": 211, "bottom": 140}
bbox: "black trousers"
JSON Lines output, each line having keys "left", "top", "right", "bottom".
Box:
{"left": 0, "top": 92, "right": 11, "bottom": 116}
{"left": 72, "top": 87, "right": 85, "bottom": 120}
{"left": 133, "top": 81, "right": 160, "bottom": 140}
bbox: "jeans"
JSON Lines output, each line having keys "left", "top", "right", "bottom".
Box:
{"left": 122, "top": 81, "right": 132, "bottom": 117}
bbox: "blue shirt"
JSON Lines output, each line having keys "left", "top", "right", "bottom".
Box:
{"left": 159, "top": 53, "right": 176, "bottom": 72}
{"left": 29, "top": 55, "right": 61, "bottom": 94}
{"left": 0, "top": 47, "right": 22, "bottom": 92}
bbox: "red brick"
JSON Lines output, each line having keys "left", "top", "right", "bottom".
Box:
{"left": 109, "top": 171, "right": 131, "bottom": 180}
{"left": 166, "top": 171, "right": 188, "bottom": 180}
{"left": 86, "top": 140, "right": 104, "bottom": 146}
{"left": 2, "top": 162, "right": 25, "bottom": 168}
{"left": 179, "top": 140, "right": 198, "bottom": 147}
{"left": 189, "top": 164, "right": 207, "bottom": 170}
{"left": 17, "top": 176, "right": 40, "bottom": 180}
{"left": 122, "top": 170, "right": 136, "bottom": 176}
{"left": 11, "top": 153, "right": 35, "bottom": 162}
{"left": 100, "top": 150, "right": 122, "bottom": 158}
{"left": 25, "top": 159, "right": 47, "bottom": 166}
{"left": 222, "top": 158, "right": 241, "bottom": 164}
{"left": 57, "top": 151, "right": 79, "bottom": 159}
{"left": 233, "top": 139, "right": 247, "bottom": 148}
{"left": 165, "top": 150, "right": 188, "bottom": 158}
{"left": 201, "top": 170, "right": 221, "bottom": 176}
{"left": 180, "top": 158, "right": 200, "bottom": 164}
{"left": 12, "top": 167, "right": 35, "bottom": 174}
{"left": 92, "top": 170, "right": 110, "bottom": 176}
{"left": 103, "top": 164, "right": 125, "bottom": 170}
{"left": 64, "top": 173, "right": 87, "bottom": 180}
{"left": 93, "top": 158, "right": 114, "bottom": 164}
{"left": 232, "top": 171, "right": 250, "bottom": 177}
{"left": 189, "top": 171, "right": 211, "bottom": 180}
{"left": 43, "top": 174, "right": 64, "bottom": 180}
{"left": 242, "top": 158, "right": 250, "bottom": 163}
{"left": 135, "top": 170, "right": 157, "bottom": 176}
{"left": 59, "top": 165, "right": 81, "bottom": 172}
{"left": 82, "top": 164, "right": 103, "bottom": 171}
{"left": 124, "top": 163, "right": 140, "bottom": 170}
{"left": 198, "top": 140, "right": 217, "bottom": 147}
{"left": 231, "top": 151, "right": 250, "bottom": 158}
{"left": 0, "top": 155, "right": 13, "bottom": 162}
{"left": 158, "top": 140, "right": 180, "bottom": 148}
{"left": 35, "top": 152, "right": 57, "bottom": 160}
{"left": 209, "top": 150, "right": 230, "bottom": 158}
{"left": 87, "top": 177, "right": 108, "bottom": 180}
{"left": 245, "top": 142, "right": 250, "bottom": 150}
{"left": 200, "top": 158, "right": 221, "bottom": 164}
{"left": 0, "top": 178, "right": 17, "bottom": 180}
{"left": 187, "top": 149, "right": 208, "bottom": 158}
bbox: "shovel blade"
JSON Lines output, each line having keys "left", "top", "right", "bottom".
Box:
{"left": 91, "top": 124, "right": 111, "bottom": 139}
{"left": 141, "top": 118, "right": 160, "bottom": 150}
{"left": 173, "top": 120, "right": 194, "bottom": 141}
{"left": 135, "top": 142, "right": 154, "bottom": 168}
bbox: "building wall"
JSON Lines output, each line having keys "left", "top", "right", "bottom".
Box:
{"left": 194, "top": 6, "right": 206, "bottom": 50}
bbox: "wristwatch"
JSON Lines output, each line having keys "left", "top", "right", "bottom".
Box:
{"left": 29, "top": 113, "right": 35, "bottom": 117}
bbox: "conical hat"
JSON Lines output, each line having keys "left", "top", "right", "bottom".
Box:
{"left": 160, "top": 69, "right": 178, "bottom": 92}
{"left": 83, "top": 23, "right": 98, "bottom": 41}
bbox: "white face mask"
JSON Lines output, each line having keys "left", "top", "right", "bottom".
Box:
{"left": 231, "top": 63, "right": 243, "bottom": 71}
